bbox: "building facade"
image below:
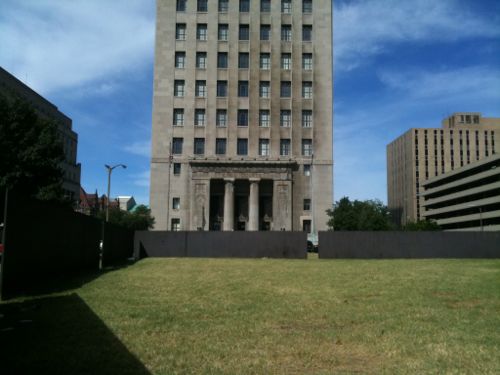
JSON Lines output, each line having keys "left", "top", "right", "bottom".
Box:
{"left": 150, "top": 0, "right": 333, "bottom": 231}
{"left": 421, "top": 154, "right": 500, "bottom": 231}
{"left": 0, "top": 66, "right": 81, "bottom": 202}
{"left": 387, "top": 113, "right": 499, "bottom": 226}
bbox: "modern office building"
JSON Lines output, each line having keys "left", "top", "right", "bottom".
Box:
{"left": 421, "top": 154, "right": 500, "bottom": 231}
{"left": 150, "top": 0, "right": 333, "bottom": 231}
{"left": 387, "top": 113, "right": 499, "bottom": 226}
{"left": 0, "top": 66, "right": 81, "bottom": 202}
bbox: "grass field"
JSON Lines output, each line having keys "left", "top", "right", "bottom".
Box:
{"left": 1, "top": 256, "right": 499, "bottom": 374}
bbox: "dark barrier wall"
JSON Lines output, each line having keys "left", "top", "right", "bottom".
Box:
{"left": 0, "top": 190, "right": 101, "bottom": 299}
{"left": 319, "top": 231, "right": 500, "bottom": 259}
{"left": 135, "top": 231, "right": 307, "bottom": 259}
{"left": 102, "top": 222, "right": 134, "bottom": 267}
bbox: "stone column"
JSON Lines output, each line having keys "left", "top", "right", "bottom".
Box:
{"left": 248, "top": 178, "right": 260, "bottom": 231}
{"left": 223, "top": 178, "right": 235, "bottom": 231}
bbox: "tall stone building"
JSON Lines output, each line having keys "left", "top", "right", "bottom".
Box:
{"left": 387, "top": 113, "right": 499, "bottom": 226}
{"left": 150, "top": 0, "right": 333, "bottom": 231}
{"left": 0, "top": 66, "right": 81, "bottom": 202}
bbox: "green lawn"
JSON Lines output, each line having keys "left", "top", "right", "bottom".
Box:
{"left": 1, "top": 256, "right": 499, "bottom": 374}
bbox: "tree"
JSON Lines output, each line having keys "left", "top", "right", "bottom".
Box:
{"left": 98, "top": 205, "right": 155, "bottom": 231}
{"left": 403, "top": 220, "right": 441, "bottom": 231}
{"left": 0, "top": 92, "right": 66, "bottom": 203}
{"left": 326, "top": 197, "right": 393, "bottom": 231}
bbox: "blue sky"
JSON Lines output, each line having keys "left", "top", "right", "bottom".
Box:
{"left": 1, "top": 0, "right": 499, "bottom": 205}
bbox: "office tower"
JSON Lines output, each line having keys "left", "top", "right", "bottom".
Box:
{"left": 150, "top": 0, "right": 333, "bottom": 231}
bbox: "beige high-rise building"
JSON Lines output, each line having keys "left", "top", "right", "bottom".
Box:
{"left": 150, "top": 0, "right": 333, "bottom": 231}
{"left": 387, "top": 113, "right": 500, "bottom": 227}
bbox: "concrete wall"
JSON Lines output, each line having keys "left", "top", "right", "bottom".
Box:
{"left": 135, "top": 231, "right": 307, "bottom": 259}
{"left": 319, "top": 231, "right": 500, "bottom": 258}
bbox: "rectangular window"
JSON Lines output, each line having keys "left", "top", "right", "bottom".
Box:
{"left": 281, "top": 0, "right": 292, "bottom": 13}
{"left": 171, "top": 218, "right": 180, "bottom": 231}
{"left": 261, "top": 0, "right": 271, "bottom": 12}
{"left": 173, "top": 109, "right": 184, "bottom": 126}
{"left": 260, "top": 25, "right": 271, "bottom": 40}
{"left": 195, "top": 80, "right": 207, "bottom": 97}
{"left": 216, "top": 109, "right": 227, "bottom": 127}
{"left": 259, "top": 110, "right": 270, "bottom": 127}
{"left": 196, "top": 52, "right": 207, "bottom": 68}
{"left": 303, "top": 199, "right": 311, "bottom": 211}
{"left": 303, "top": 25, "right": 312, "bottom": 41}
{"left": 176, "top": 23, "right": 186, "bottom": 40}
{"left": 237, "top": 138, "right": 248, "bottom": 155}
{"left": 218, "top": 0, "right": 229, "bottom": 12}
{"left": 239, "top": 52, "right": 249, "bottom": 68}
{"left": 172, "top": 137, "right": 183, "bottom": 154}
{"left": 302, "top": 81, "right": 313, "bottom": 98}
{"left": 302, "top": 139, "right": 313, "bottom": 156}
{"left": 302, "top": 110, "right": 312, "bottom": 127}
{"left": 197, "top": 0, "right": 208, "bottom": 12}
{"left": 281, "top": 81, "right": 291, "bottom": 97}
{"left": 238, "top": 81, "right": 249, "bottom": 97}
{"left": 176, "top": 0, "right": 187, "bottom": 12}
{"left": 259, "top": 139, "right": 270, "bottom": 156}
{"left": 197, "top": 24, "right": 208, "bottom": 40}
{"left": 239, "top": 25, "right": 250, "bottom": 40}
{"left": 259, "top": 81, "right": 270, "bottom": 98}
{"left": 172, "top": 197, "right": 180, "bottom": 210}
{"left": 304, "top": 164, "right": 311, "bottom": 176}
{"left": 217, "top": 52, "right": 228, "bottom": 68}
{"left": 218, "top": 24, "right": 229, "bottom": 40}
{"left": 194, "top": 138, "right": 205, "bottom": 155}
{"left": 175, "top": 52, "right": 185, "bottom": 68}
{"left": 194, "top": 109, "right": 206, "bottom": 126}
{"left": 281, "top": 25, "right": 292, "bottom": 41}
{"left": 302, "top": 53, "right": 312, "bottom": 70}
{"left": 240, "top": 0, "right": 250, "bottom": 12}
{"left": 173, "top": 163, "right": 181, "bottom": 175}
{"left": 260, "top": 53, "right": 271, "bottom": 69}
{"left": 217, "top": 80, "right": 227, "bottom": 96}
{"left": 216, "top": 138, "right": 227, "bottom": 155}
{"left": 238, "top": 109, "right": 248, "bottom": 126}
{"left": 303, "top": 0, "right": 312, "bottom": 13}
{"left": 281, "top": 53, "right": 292, "bottom": 69}
{"left": 174, "top": 80, "right": 185, "bottom": 97}
{"left": 280, "top": 110, "right": 291, "bottom": 127}
{"left": 280, "top": 139, "right": 291, "bottom": 156}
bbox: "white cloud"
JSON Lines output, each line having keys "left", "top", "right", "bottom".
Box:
{"left": 0, "top": 0, "right": 155, "bottom": 94}
{"left": 334, "top": 0, "right": 500, "bottom": 71}
{"left": 124, "top": 140, "right": 151, "bottom": 158}
{"left": 131, "top": 170, "right": 150, "bottom": 188}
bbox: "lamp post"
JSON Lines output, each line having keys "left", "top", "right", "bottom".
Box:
{"left": 105, "top": 164, "right": 127, "bottom": 222}
{"left": 467, "top": 204, "right": 483, "bottom": 232}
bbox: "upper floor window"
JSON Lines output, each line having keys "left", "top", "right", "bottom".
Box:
{"left": 173, "top": 163, "right": 181, "bottom": 175}
{"left": 216, "top": 109, "right": 227, "bottom": 127}
{"left": 175, "top": 52, "right": 186, "bottom": 68}
{"left": 303, "top": 199, "right": 311, "bottom": 211}
{"left": 281, "top": 0, "right": 292, "bottom": 13}
{"left": 280, "top": 110, "right": 291, "bottom": 127}
{"left": 216, "top": 138, "right": 227, "bottom": 155}
{"left": 302, "top": 53, "right": 312, "bottom": 70}
{"left": 194, "top": 108, "right": 206, "bottom": 127}
{"left": 280, "top": 139, "right": 291, "bottom": 156}
{"left": 172, "top": 137, "right": 183, "bottom": 154}
{"left": 197, "top": 24, "right": 208, "bottom": 40}
{"left": 171, "top": 218, "right": 181, "bottom": 231}
{"left": 195, "top": 80, "right": 207, "bottom": 97}
{"left": 239, "top": 24, "right": 250, "bottom": 40}
{"left": 217, "top": 80, "right": 228, "bottom": 97}
{"left": 239, "top": 52, "right": 249, "bottom": 68}
{"left": 261, "top": 0, "right": 271, "bottom": 12}
{"left": 173, "top": 109, "right": 184, "bottom": 126}
{"left": 303, "top": 25, "right": 312, "bottom": 41}
{"left": 259, "top": 110, "right": 270, "bottom": 127}
{"left": 238, "top": 81, "right": 249, "bottom": 97}
{"left": 196, "top": 52, "right": 207, "bottom": 68}
{"left": 176, "top": 23, "right": 186, "bottom": 40}
{"left": 172, "top": 197, "right": 180, "bottom": 210}
{"left": 194, "top": 138, "right": 205, "bottom": 155}
{"left": 240, "top": 0, "right": 250, "bottom": 12}
{"left": 303, "top": 0, "right": 312, "bottom": 13}
{"left": 174, "top": 80, "right": 185, "bottom": 97}
{"left": 281, "top": 25, "right": 292, "bottom": 41}
{"left": 259, "top": 139, "right": 270, "bottom": 156}
{"left": 302, "top": 110, "right": 312, "bottom": 127}
{"left": 176, "top": 0, "right": 187, "bottom": 12}
{"left": 218, "top": 52, "right": 228, "bottom": 68}
{"left": 259, "top": 81, "right": 270, "bottom": 98}
{"left": 218, "top": 0, "right": 229, "bottom": 12}
{"left": 302, "top": 139, "right": 313, "bottom": 156}
{"left": 281, "top": 53, "right": 292, "bottom": 69}
{"left": 304, "top": 164, "right": 311, "bottom": 176}
{"left": 197, "top": 0, "right": 208, "bottom": 12}
{"left": 218, "top": 24, "right": 229, "bottom": 40}
{"left": 281, "top": 81, "right": 292, "bottom": 97}
{"left": 238, "top": 110, "right": 249, "bottom": 126}
{"left": 302, "top": 81, "right": 313, "bottom": 98}
{"left": 237, "top": 138, "right": 248, "bottom": 155}
{"left": 260, "top": 53, "right": 271, "bottom": 69}
{"left": 260, "top": 25, "right": 271, "bottom": 40}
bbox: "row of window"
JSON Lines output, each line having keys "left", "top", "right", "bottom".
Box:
{"left": 175, "top": 51, "right": 313, "bottom": 70}
{"left": 174, "top": 80, "right": 313, "bottom": 98}
{"left": 171, "top": 197, "right": 312, "bottom": 211}
{"left": 177, "top": 0, "right": 313, "bottom": 13}
{"left": 173, "top": 108, "right": 313, "bottom": 127}
{"left": 171, "top": 137, "right": 313, "bottom": 156}
{"left": 176, "top": 23, "right": 312, "bottom": 42}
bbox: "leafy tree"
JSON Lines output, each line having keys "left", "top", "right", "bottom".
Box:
{"left": 326, "top": 197, "right": 393, "bottom": 231}
{"left": 0, "top": 92, "right": 66, "bottom": 203}
{"left": 98, "top": 205, "right": 155, "bottom": 231}
{"left": 403, "top": 220, "right": 441, "bottom": 231}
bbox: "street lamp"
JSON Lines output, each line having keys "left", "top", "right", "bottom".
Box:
{"left": 467, "top": 203, "right": 483, "bottom": 232}
{"left": 105, "top": 164, "right": 127, "bottom": 222}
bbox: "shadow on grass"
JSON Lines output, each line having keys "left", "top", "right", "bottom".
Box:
{"left": 0, "top": 293, "right": 150, "bottom": 375}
